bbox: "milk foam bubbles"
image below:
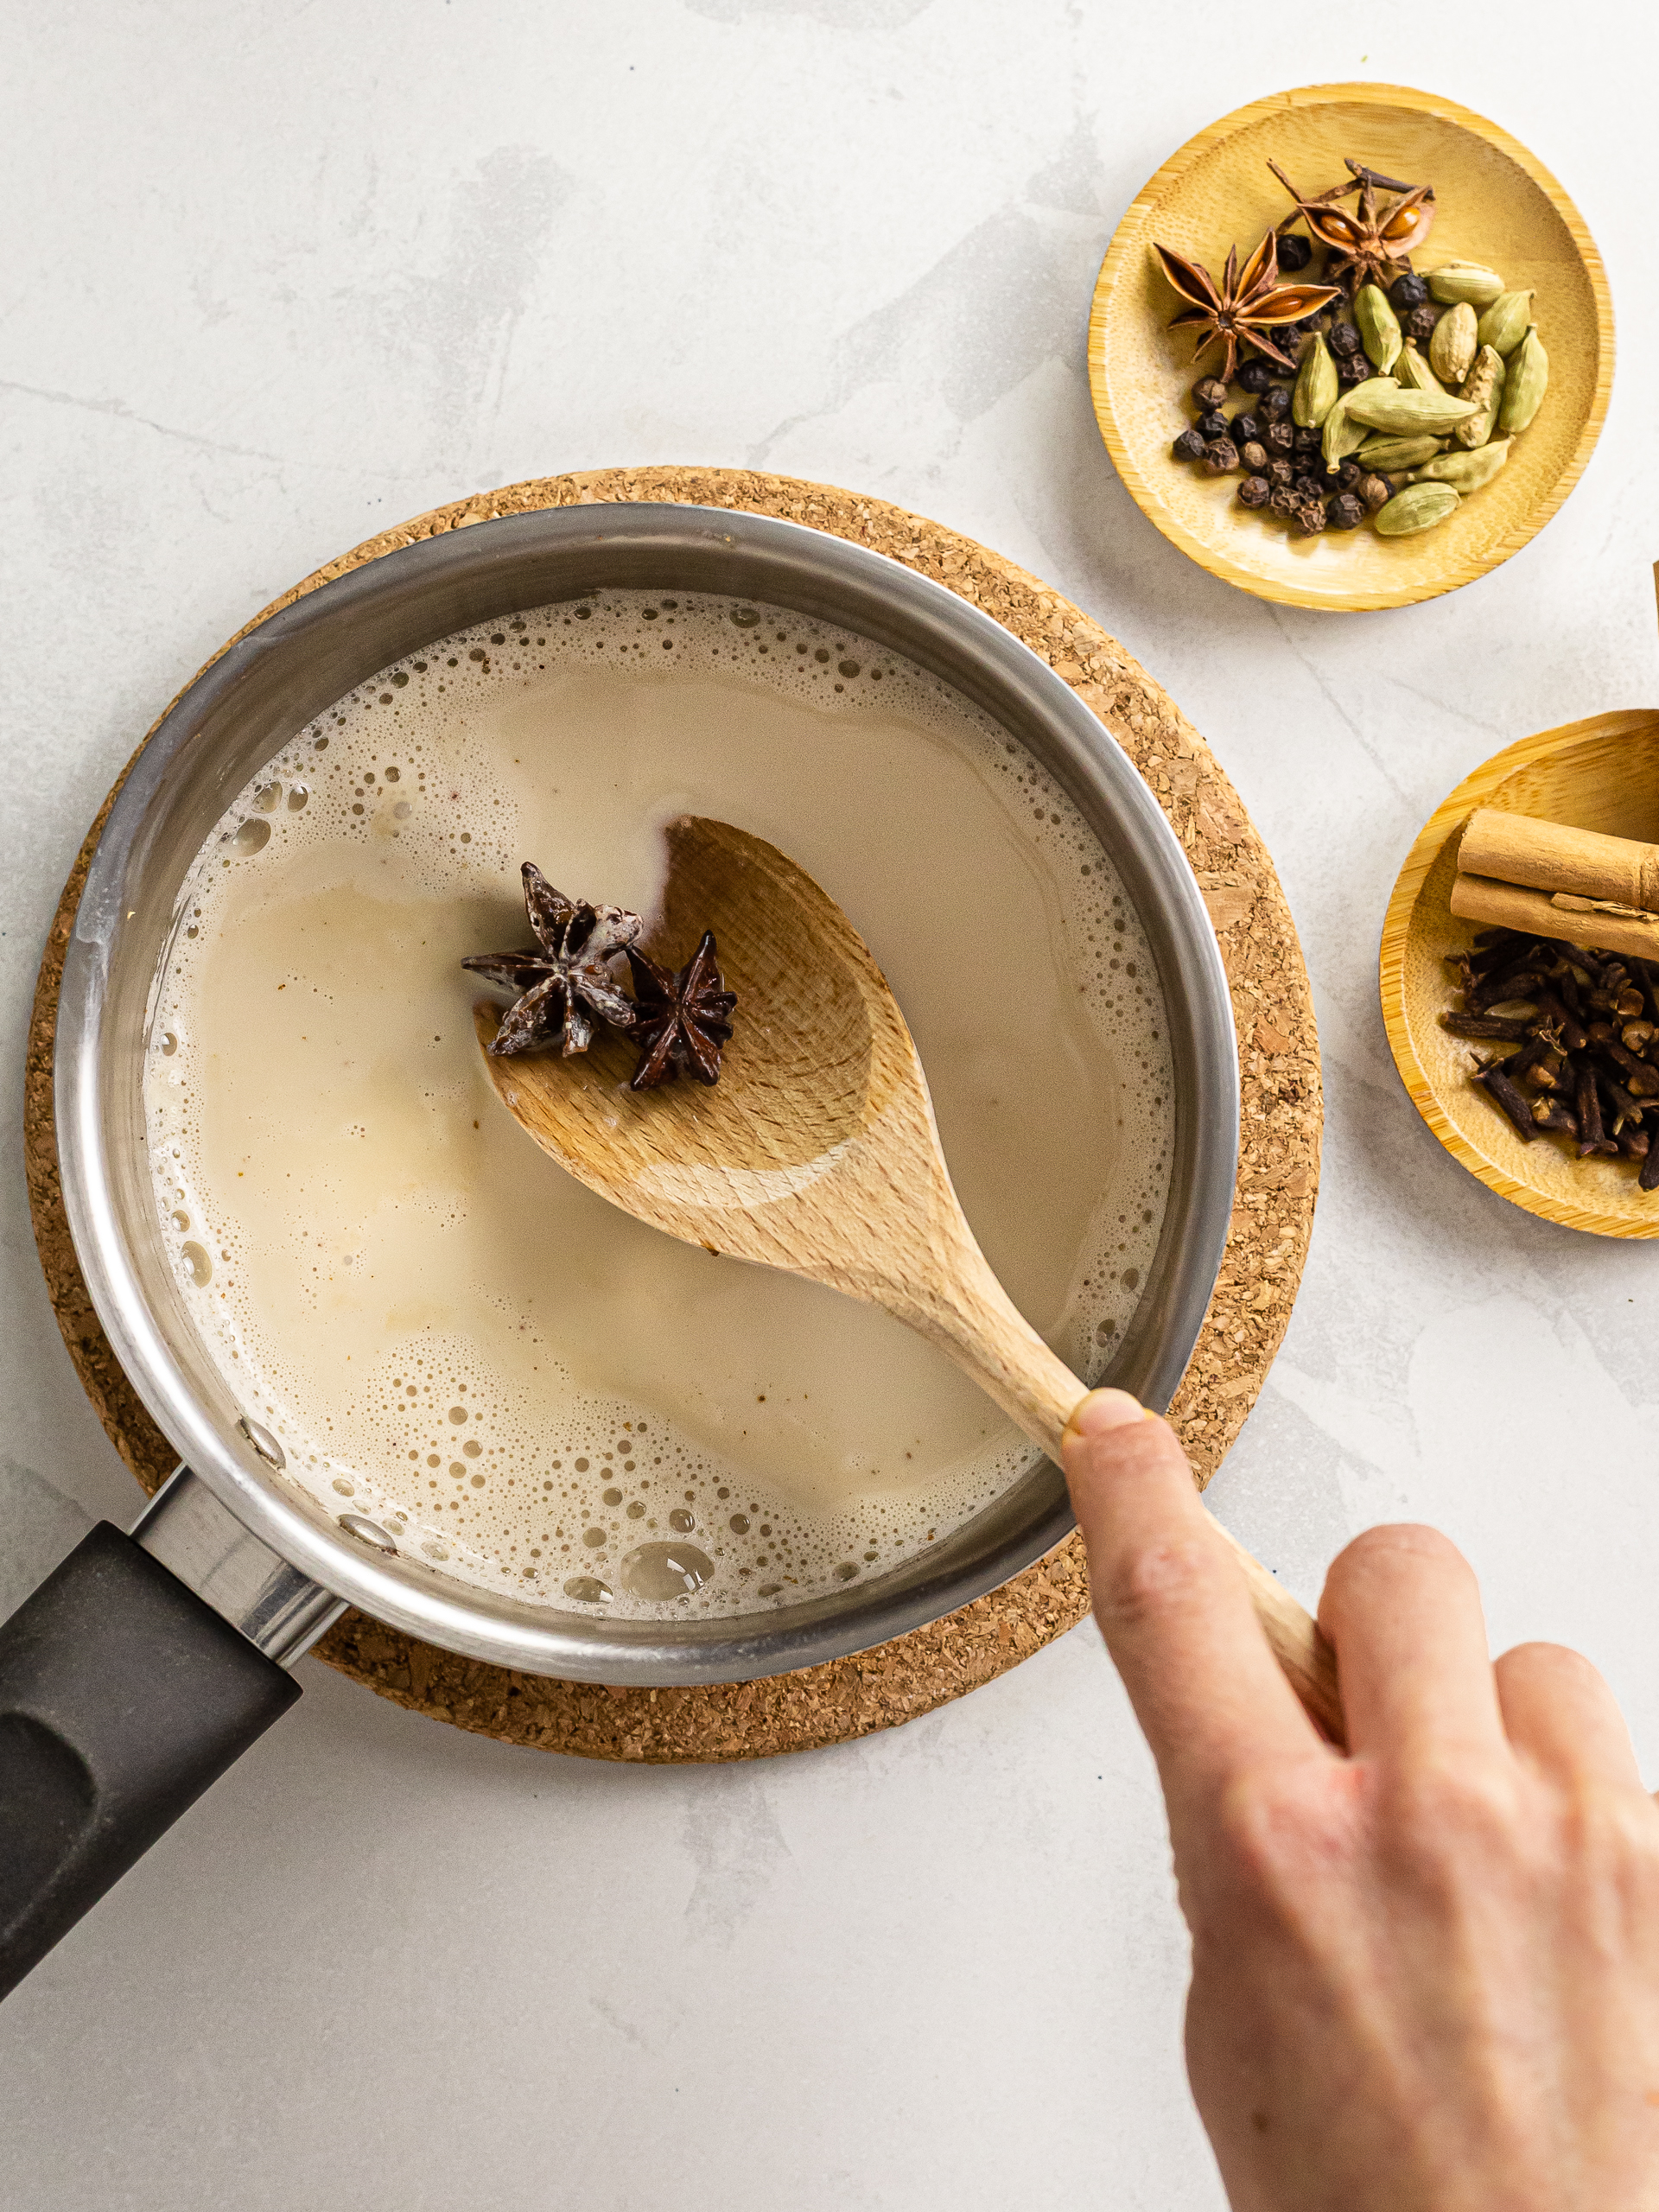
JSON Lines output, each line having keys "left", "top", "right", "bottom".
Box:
{"left": 144, "top": 591, "right": 1173, "bottom": 1618}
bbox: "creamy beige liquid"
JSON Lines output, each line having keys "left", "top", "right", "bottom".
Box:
{"left": 144, "top": 591, "right": 1173, "bottom": 1618}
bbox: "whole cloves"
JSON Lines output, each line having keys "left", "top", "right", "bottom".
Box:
{"left": 1475, "top": 1061, "right": 1539, "bottom": 1142}
{"left": 1446, "top": 925, "right": 1659, "bottom": 1187}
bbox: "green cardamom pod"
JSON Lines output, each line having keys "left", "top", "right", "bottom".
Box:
{"left": 1476, "top": 289, "right": 1536, "bottom": 357}
{"left": 1429, "top": 301, "right": 1478, "bottom": 385}
{"left": 1455, "top": 345, "right": 1505, "bottom": 448}
{"left": 1345, "top": 385, "right": 1478, "bottom": 436}
{"left": 1427, "top": 263, "right": 1505, "bottom": 307}
{"left": 1292, "top": 333, "right": 1339, "bottom": 428}
{"left": 1356, "top": 433, "right": 1446, "bottom": 471}
{"left": 1408, "top": 439, "right": 1512, "bottom": 492}
{"left": 1375, "top": 482, "right": 1461, "bottom": 536}
{"left": 1354, "top": 284, "right": 1402, "bottom": 373}
{"left": 1320, "top": 391, "right": 1366, "bottom": 470}
{"left": 1497, "top": 325, "right": 1548, "bottom": 434}
{"left": 1395, "top": 345, "right": 1446, "bottom": 397}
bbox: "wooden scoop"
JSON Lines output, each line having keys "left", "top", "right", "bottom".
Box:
{"left": 474, "top": 816, "right": 1342, "bottom": 1739}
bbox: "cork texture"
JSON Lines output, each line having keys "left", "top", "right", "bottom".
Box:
{"left": 24, "top": 464, "right": 1321, "bottom": 1762}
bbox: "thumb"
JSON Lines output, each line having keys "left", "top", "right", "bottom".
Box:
{"left": 1062, "top": 1389, "right": 1308, "bottom": 1801}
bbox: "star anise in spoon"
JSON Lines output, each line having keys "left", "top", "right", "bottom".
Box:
{"left": 1153, "top": 230, "right": 1339, "bottom": 384}
{"left": 625, "top": 932, "right": 737, "bottom": 1090}
{"left": 1268, "top": 156, "right": 1436, "bottom": 295}
{"left": 462, "top": 861, "right": 641, "bottom": 1057}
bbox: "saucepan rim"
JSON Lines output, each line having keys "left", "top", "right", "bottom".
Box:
{"left": 52, "top": 502, "right": 1239, "bottom": 1683}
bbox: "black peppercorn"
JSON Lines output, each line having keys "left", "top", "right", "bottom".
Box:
{"left": 1293, "top": 424, "right": 1322, "bottom": 456}
{"left": 1230, "top": 410, "right": 1261, "bottom": 446}
{"left": 1327, "top": 492, "right": 1365, "bottom": 530}
{"left": 1260, "top": 385, "right": 1292, "bottom": 422}
{"left": 1338, "top": 353, "right": 1371, "bottom": 385}
{"left": 1268, "top": 459, "right": 1294, "bottom": 486}
{"left": 1239, "top": 440, "right": 1268, "bottom": 473}
{"left": 1265, "top": 420, "right": 1295, "bottom": 454}
{"left": 1335, "top": 458, "right": 1364, "bottom": 492}
{"left": 1405, "top": 302, "right": 1440, "bottom": 343}
{"left": 1295, "top": 313, "right": 1325, "bottom": 337}
{"left": 1236, "top": 359, "right": 1273, "bottom": 395}
{"left": 1275, "top": 232, "right": 1313, "bottom": 272}
{"left": 1294, "top": 472, "right": 1324, "bottom": 499}
{"left": 1294, "top": 499, "right": 1328, "bottom": 536}
{"left": 1196, "top": 410, "right": 1230, "bottom": 442}
{"left": 1358, "top": 472, "right": 1393, "bottom": 511}
{"left": 1238, "top": 475, "right": 1272, "bottom": 509}
{"left": 1192, "top": 377, "right": 1229, "bottom": 410}
{"left": 1202, "top": 437, "right": 1239, "bottom": 474}
{"left": 1268, "top": 485, "right": 1298, "bottom": 518}
{"left": 1329, "top": 321, "right": 1362, "bottom": 356}
{"left": 1172, "top": 426, "right": 1206, "bottom": 462}
{"left": 1389, "top": 273, "right": 1429, "bottom": 311}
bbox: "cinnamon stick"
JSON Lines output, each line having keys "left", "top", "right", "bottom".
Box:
{"left": 1448, "top": 874, "right": 1659, "bottom": 964}
{"left": 1459, "top": 808, "right": 1659, "bottom": 912}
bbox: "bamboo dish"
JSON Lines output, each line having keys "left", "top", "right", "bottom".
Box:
{"left": 1381, "top": 712, "right": 1659, "bottom": 1238}
{"left": 1089, "top": 82, "right": 1611, "bottom": 613}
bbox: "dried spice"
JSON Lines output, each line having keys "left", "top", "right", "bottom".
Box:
{"left": 1267, "top": 157, "right": 1435, "bottom": 294}
{"left": 1403, "top": 302, "right": 1442, "bottom": 345}
{"left": 1428, "top": 263, "right": 1503, "bottom": 307}
{"left": 1157, "top": 156, "right": 1549, "bottom": 543}
{"left": 1429, "top": 300, "right": 1478, "bottom": 385}
{"left": 1152, "top": 232, "right": 1339, "bottom": 383}
{"left": 1346, "top": 385, "right": 1478, "bottom": 436}
{"left": 1357, "top": 432, "right": 1444, "bottom": 472}
{"left": 463, "top": 864, "right": 640, "bottom": 1058}
{"left": 1353, "top": 283, "right": 1402, "bottom": 372}
{"left": 1292, "top": 334, "right": 1338, "bottom": 426}
{"left": 1446, "top": 929, "right": 1659, "bottom": 1190}
{"left": 626, "top": 933, "right": 738, "bottom": 1090}
{"left": 1409, "top": 438, "right": 1511, "bottom": 493}
{"left": 1499, "top": 326, "right": 1548, "bottom": 434}
{"left": 1375, "top": 481, "right": 1459, "bottom": 535}
{"left": 1454, "top": 344, "right": 1505, "bottom": 448}
{"left": 1477, "top": 289, "right": 1535, "bottom": 357}
{"left": 1394, "top": 344, "right": 1446, "bottom": 397}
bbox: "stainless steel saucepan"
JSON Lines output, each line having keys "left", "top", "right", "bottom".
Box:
{"left": 0, "top": 504, "right": 1238, "bottom": 1997}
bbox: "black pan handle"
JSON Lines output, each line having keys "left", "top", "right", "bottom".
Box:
{"left": 0, "top": 1517, "right": 305, "bottom": 2000}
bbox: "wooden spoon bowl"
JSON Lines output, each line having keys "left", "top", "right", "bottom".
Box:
{"left": 479, "top": 815, "right": 1344, "bottom": 1737}
{"left": 1381, "top": 712, "right": 1659, "bottom": 1237}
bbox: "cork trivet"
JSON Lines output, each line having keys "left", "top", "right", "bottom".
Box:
{"left": 24, "top": 466, "right": 1321, "bottom": 1762}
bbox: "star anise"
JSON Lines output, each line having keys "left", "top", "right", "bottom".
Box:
{"left": 1268, "top": 156, "right": 1436, "bottom": 295}
{"left": 462, "top": 861, "right": 640, "bottom": 1057}
{"left": 1153, "top": 230, "right": 1340, "bottom": 385}
{"left": 625, "top": 932, "right": 737, "bottom": 1090}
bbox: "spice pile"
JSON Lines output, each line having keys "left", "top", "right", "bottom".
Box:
{"left": 1156, "top": 156, "right": 1549, "bottom": 539}
{"left": 1444, "top": 928, "right": 1659, "bottom": 1191}
{"left": 463, "top": 861, "right": 737, "bottom": 1091}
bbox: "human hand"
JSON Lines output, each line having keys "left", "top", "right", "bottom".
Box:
{"left": 1062, "top": 1389, "right": 1659, "bottom": 2212}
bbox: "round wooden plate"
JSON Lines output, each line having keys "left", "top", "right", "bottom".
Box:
{"left": 27, "top": 465, "right": 1322, "bottom": 1759}
{"left": 1088, "top": 82, "right": 1612, "bottom": 613}
{"left": 1380, "top": 709, "right": 1659, "bottom": 1238}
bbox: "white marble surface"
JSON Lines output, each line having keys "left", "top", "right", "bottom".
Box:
{"left": 3, "top": 5, "right": 1656, "bottom": 2204}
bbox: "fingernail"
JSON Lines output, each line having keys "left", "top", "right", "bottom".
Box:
{"left": 1065, "top": 1388, "right": 1151, "bottom": 1440}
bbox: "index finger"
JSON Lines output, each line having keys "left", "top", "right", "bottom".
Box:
{"left": 1063, "top": 1391, "right": 1327, "bottom": 1820}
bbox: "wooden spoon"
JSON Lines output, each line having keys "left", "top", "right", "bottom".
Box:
{"left": 474, "top": 815, "right": 1342, "bottom": 1739}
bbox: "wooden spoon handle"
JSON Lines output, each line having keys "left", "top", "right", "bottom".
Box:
{"left": 906, "top": 1256, "right": 1345, "bottom": 1745}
